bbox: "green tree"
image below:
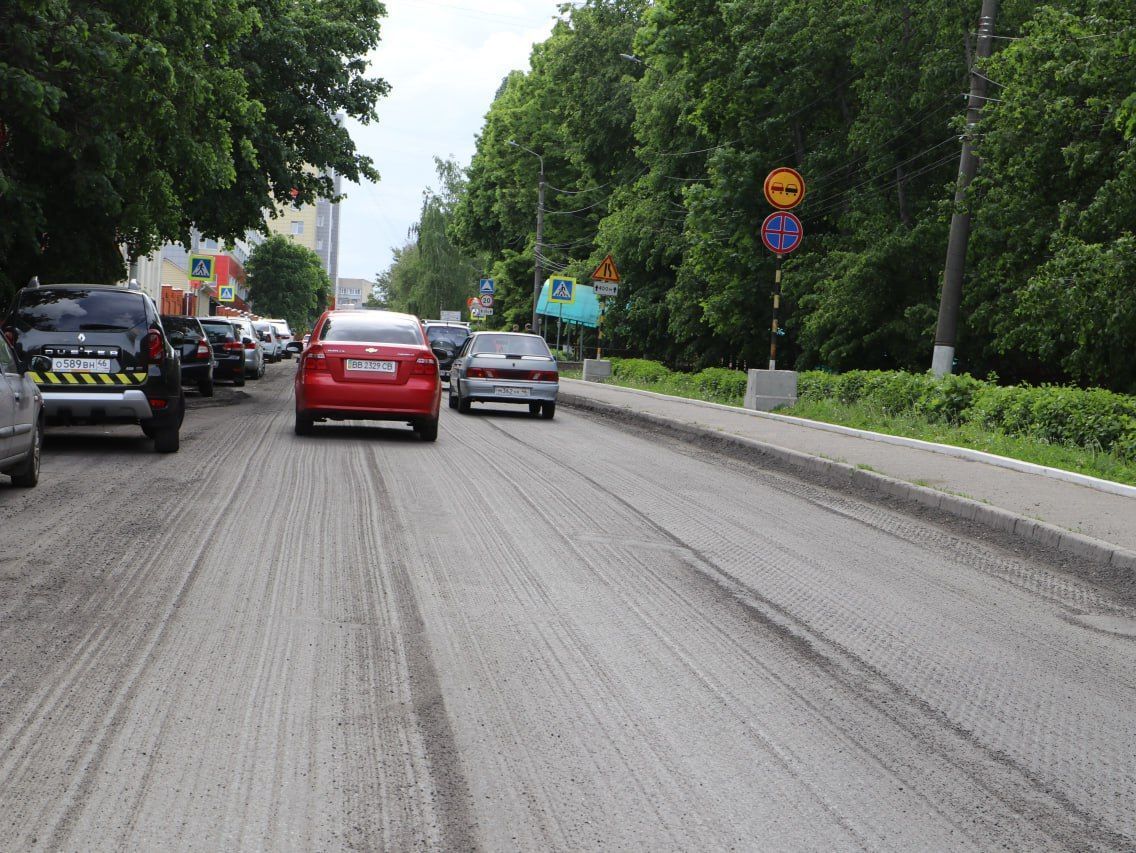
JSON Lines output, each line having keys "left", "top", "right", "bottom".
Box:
{"left": 245, "top": 236, "right": 331, "bottom": 330}
{"left": 0, "top": 0, "right": 388, "bottom": 307}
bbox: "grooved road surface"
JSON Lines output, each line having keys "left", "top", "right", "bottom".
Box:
{"left": 1, "top": 367, "right": 1134, "bottom": 851}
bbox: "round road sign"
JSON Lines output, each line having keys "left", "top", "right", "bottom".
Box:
{"left": 763, "top": 167, "right": 806, "bottom": 210}
{"left": 761, "top": 212, "right": 804, "bottom": 256}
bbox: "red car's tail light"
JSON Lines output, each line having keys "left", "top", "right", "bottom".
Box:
{"left": 412, "top": 357, "right": 437, "bottom": 376}
{"left": 303, "top": 346, "right": 328, "bottom": 371}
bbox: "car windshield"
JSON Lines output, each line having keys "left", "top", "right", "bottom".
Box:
{"left": 319, "top": 314, "right": 424, "bottom": 345}
{"left": 200, "top": 321, "right": 237, "bottom": 344}
{"left": 471, "top": 334, "right": 551, "bottom": 357}
{"left": 426, "top": 326, "right": 469, "bottom": 347}
{"left": 13, "top": 289, "right": 148, "bottom": 333}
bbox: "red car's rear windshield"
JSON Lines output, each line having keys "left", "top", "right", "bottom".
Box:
{"left": 319, "top": 314, "right": 424, "bottom": 345}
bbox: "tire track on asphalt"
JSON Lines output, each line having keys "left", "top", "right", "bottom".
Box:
{"left": 472, "top": 409, "right": 1134, "bottom": 849}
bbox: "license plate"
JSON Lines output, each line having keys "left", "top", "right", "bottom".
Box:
{"left": 346, "top": 359, "right": 396, "bottom": 373}
{"left": 495, "top": 386, "right": 530, "bottom": 397}
{"left": 51, "top": 358, "right": 111, "bottom": 373}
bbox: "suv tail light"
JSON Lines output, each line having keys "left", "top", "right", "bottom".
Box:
{"left": 303, "top": 345, "right": 328, "bottom": 372}
{"left": 412, "top": 357, "right": 437, "bottom": 376}
{"left": 196, "top": 340, "right": 211, "bottom": 359}
{"left": 140, "top": 331, "right": 163, "bottom": 365}
{"left": 223, "top": 341, "right": 243, "bottom": 353}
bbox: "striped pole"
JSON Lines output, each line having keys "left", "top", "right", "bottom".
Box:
{"left": 769, "top": 254, "right": 783, "bottom": 370}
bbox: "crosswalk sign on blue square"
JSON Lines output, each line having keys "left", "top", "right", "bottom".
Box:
{"left": 219, "top": 285, "right": 236, "bottom": 303}
{"left": 549, "top": 277, "right": 576, "bottom": 304}
{"left": 188, "top": 254, "right": 215, "bottom": 282}
{"left": 479, "top": 278, "right": 495, "bottom": 295}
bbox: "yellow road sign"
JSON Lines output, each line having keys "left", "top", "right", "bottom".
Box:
{"left": 188, "top": 254, "right": 215, "bottom": 282}
{"left": 763, "top": 168, "right": 806, "bottom": 210}
{"left": 592, "top": 254, "right": 621, "bottom": 283}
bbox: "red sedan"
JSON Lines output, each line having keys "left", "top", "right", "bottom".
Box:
{"left": 294, "top": 310, "right": 442, "bottom": 441}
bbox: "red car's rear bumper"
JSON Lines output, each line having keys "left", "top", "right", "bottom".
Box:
{"left": 296, "top": 372, "right": 440, "bottom": 420}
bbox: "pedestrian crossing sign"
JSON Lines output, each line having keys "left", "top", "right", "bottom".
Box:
{"left": 188, "top": 254, "right": 215, "bottom": 282}
{"left": 549, "top": 277, "right": 576, "bottom": 304}
{"left": 219, "top": 285, "right": 236, "bottom": 303}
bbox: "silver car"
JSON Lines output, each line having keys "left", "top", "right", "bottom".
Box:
{"left": 0, "top": 334, "right": 43, "bottom": 487}
{"left": 448, "top": 332, "right": 559, "bottom": 419}
{"left": 209, "top": 316, "right": 264, "bottom": 379}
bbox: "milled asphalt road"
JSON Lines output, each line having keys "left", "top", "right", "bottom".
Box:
{"left": 1, "top": 365, "right": 1134, "bottom": 850}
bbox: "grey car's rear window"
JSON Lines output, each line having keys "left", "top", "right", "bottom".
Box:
{"left": 319, "top": 314, "right": 424, "bottom": 345}
{"left": 471, "top": 334, "right": 551, "bottom": 356}
{"left": 14, "top": 289, "right": 148, "bottom": 332}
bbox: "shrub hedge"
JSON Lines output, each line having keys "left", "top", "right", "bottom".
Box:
{"left": 609, "top": 360, "right": 1136, "bottom": 461}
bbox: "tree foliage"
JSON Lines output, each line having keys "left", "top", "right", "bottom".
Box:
{"left": 0, "top": 0, "right": 388, "bottom": 306}
{"left": 245, "top": 235, "right": 331, "bottom": 331}
{"left": 382, "top": 0, "right": 1136, "bottom": 391}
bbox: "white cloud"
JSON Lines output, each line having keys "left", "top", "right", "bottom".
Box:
{"left": 338, "top": 1, "right": 559, "bottom": 280}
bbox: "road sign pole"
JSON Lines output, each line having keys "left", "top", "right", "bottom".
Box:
{"left": 769, "top": 255, "right": 783, "bottom": 371}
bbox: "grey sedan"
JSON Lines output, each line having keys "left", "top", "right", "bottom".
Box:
{"left": 448, "top": 332, "right": 558, "bottom": 419}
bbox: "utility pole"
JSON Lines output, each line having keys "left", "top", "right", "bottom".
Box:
{"left": 533, "top": 167, "right": 545, "bottom": 336}
{"left": 932, "top": 0, "right": 998, "bottom": 376}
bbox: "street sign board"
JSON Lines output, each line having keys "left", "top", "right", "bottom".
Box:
{"left": 188, "top": 254, "right": 215, "bottom": 282}
{"left": 440, "top": 310, "right": 461, "bottom": 322}
{"left": 480, "top": 294, "right": 494, "bottom": 308}
{"left": 594, "top": 281, "right": 619, "bottom": 297}
{"left": 479, "top": 278, "right": 495, "bottom": 295}
{"left": 549, "top": 277, "right": 576, "bottom": 304}
{"left": 218, "top": 285, "right": 236, "bottom": 303}
{"left": 763, "top": 167, "right": 806, "bottom": 210}
{"left": 591, "top": 254, "right": 621, "bottom": 283}
{"left": 761, "top": 212, "right": 804, "bottom": 255}
{"left": 479, "top": 307, "right": 494, "bottom": 316}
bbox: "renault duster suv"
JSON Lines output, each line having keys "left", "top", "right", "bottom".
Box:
{"left": 2, "top": 282, "right": 185, "bottom": 452}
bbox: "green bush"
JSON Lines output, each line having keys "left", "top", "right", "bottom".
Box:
{"left": 692, "top": 367, "right": 748, "bottom": 403}
{"left": 611, "top": 358, "right": 673, "bottom": 384}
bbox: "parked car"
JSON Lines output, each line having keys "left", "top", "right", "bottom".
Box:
{"left": 208, "top": 316, "right": 263, "bottom": 379}
{"left": 3, "top": 282, "right": 184, "bottom": 452}
{"left": 161, "top": 315, "right": 215, "bottom": 397}
{"left": 264, "top": 319, "right": 294, "bottom": 358}
{"left": 199, "top": 319, "right": 246, "bottom": 386}
{"left": 448, "top": 331, "right": 559, "bottom": 419}
{"left": 252, "top": 321, "right": 282, "bottom": 362}
{"left": 0, "top": 333, "right": 43, "bottom": 486}
{"left": 422, "top": 320, "right": 471, "bottom": 383}
{"left": 294, "top": 309, "right": 443, "bottom": 441}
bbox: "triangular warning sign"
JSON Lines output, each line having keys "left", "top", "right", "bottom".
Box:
{"left": 192, "top": 259, "right": 211, "bottom": 277}
{"left": 592, "top": 254, "right": 621, "bottom": 283}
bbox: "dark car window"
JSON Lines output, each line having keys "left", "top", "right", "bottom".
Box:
{"left": 13, "top": 288, "right": 148, "bottom": 333}
{"left": 0, "top": 338, "right": 18, "bottom": 373}
{"left": 200, "top": 321, "right": 237, "bottom": 344}
{"left": 426, "top": 325, "right": 470, "bottom": 347}
{"left": 161, "top": 316, "right": 204, "bottom": 344}
{"left": 471, "top": 334, "right": 551, "bottom": 356}
{"left": 319, "top": 314, "right": 425, "bottom": 345}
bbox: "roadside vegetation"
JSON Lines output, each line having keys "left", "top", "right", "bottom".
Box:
{"left": 385, "top": 0, "right": 1135, "bottom": 397}
{"left": 591, "top": 359, "right": 1136, "bottom": 485}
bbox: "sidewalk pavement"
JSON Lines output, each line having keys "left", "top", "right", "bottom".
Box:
{"left": 559, "top": 379, "right": 1136, "bottom": 571}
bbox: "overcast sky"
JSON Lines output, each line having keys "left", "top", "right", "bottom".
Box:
{"left": 338, "top": 0, "right": 561, "bottom": 283}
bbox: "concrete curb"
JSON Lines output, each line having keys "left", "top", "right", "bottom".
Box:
{"left": 561, "top": 379, "right": 1136, "bottom": 500}
{"left": 560, "top": 391, "right": 1136, "bottom": 574}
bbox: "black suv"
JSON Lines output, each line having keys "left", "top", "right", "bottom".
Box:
{"left": 2, "top": 283, "right": 185, "bottom": 452}
{"left": 422, "top": 320, "right": 471, "bottom": 382}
